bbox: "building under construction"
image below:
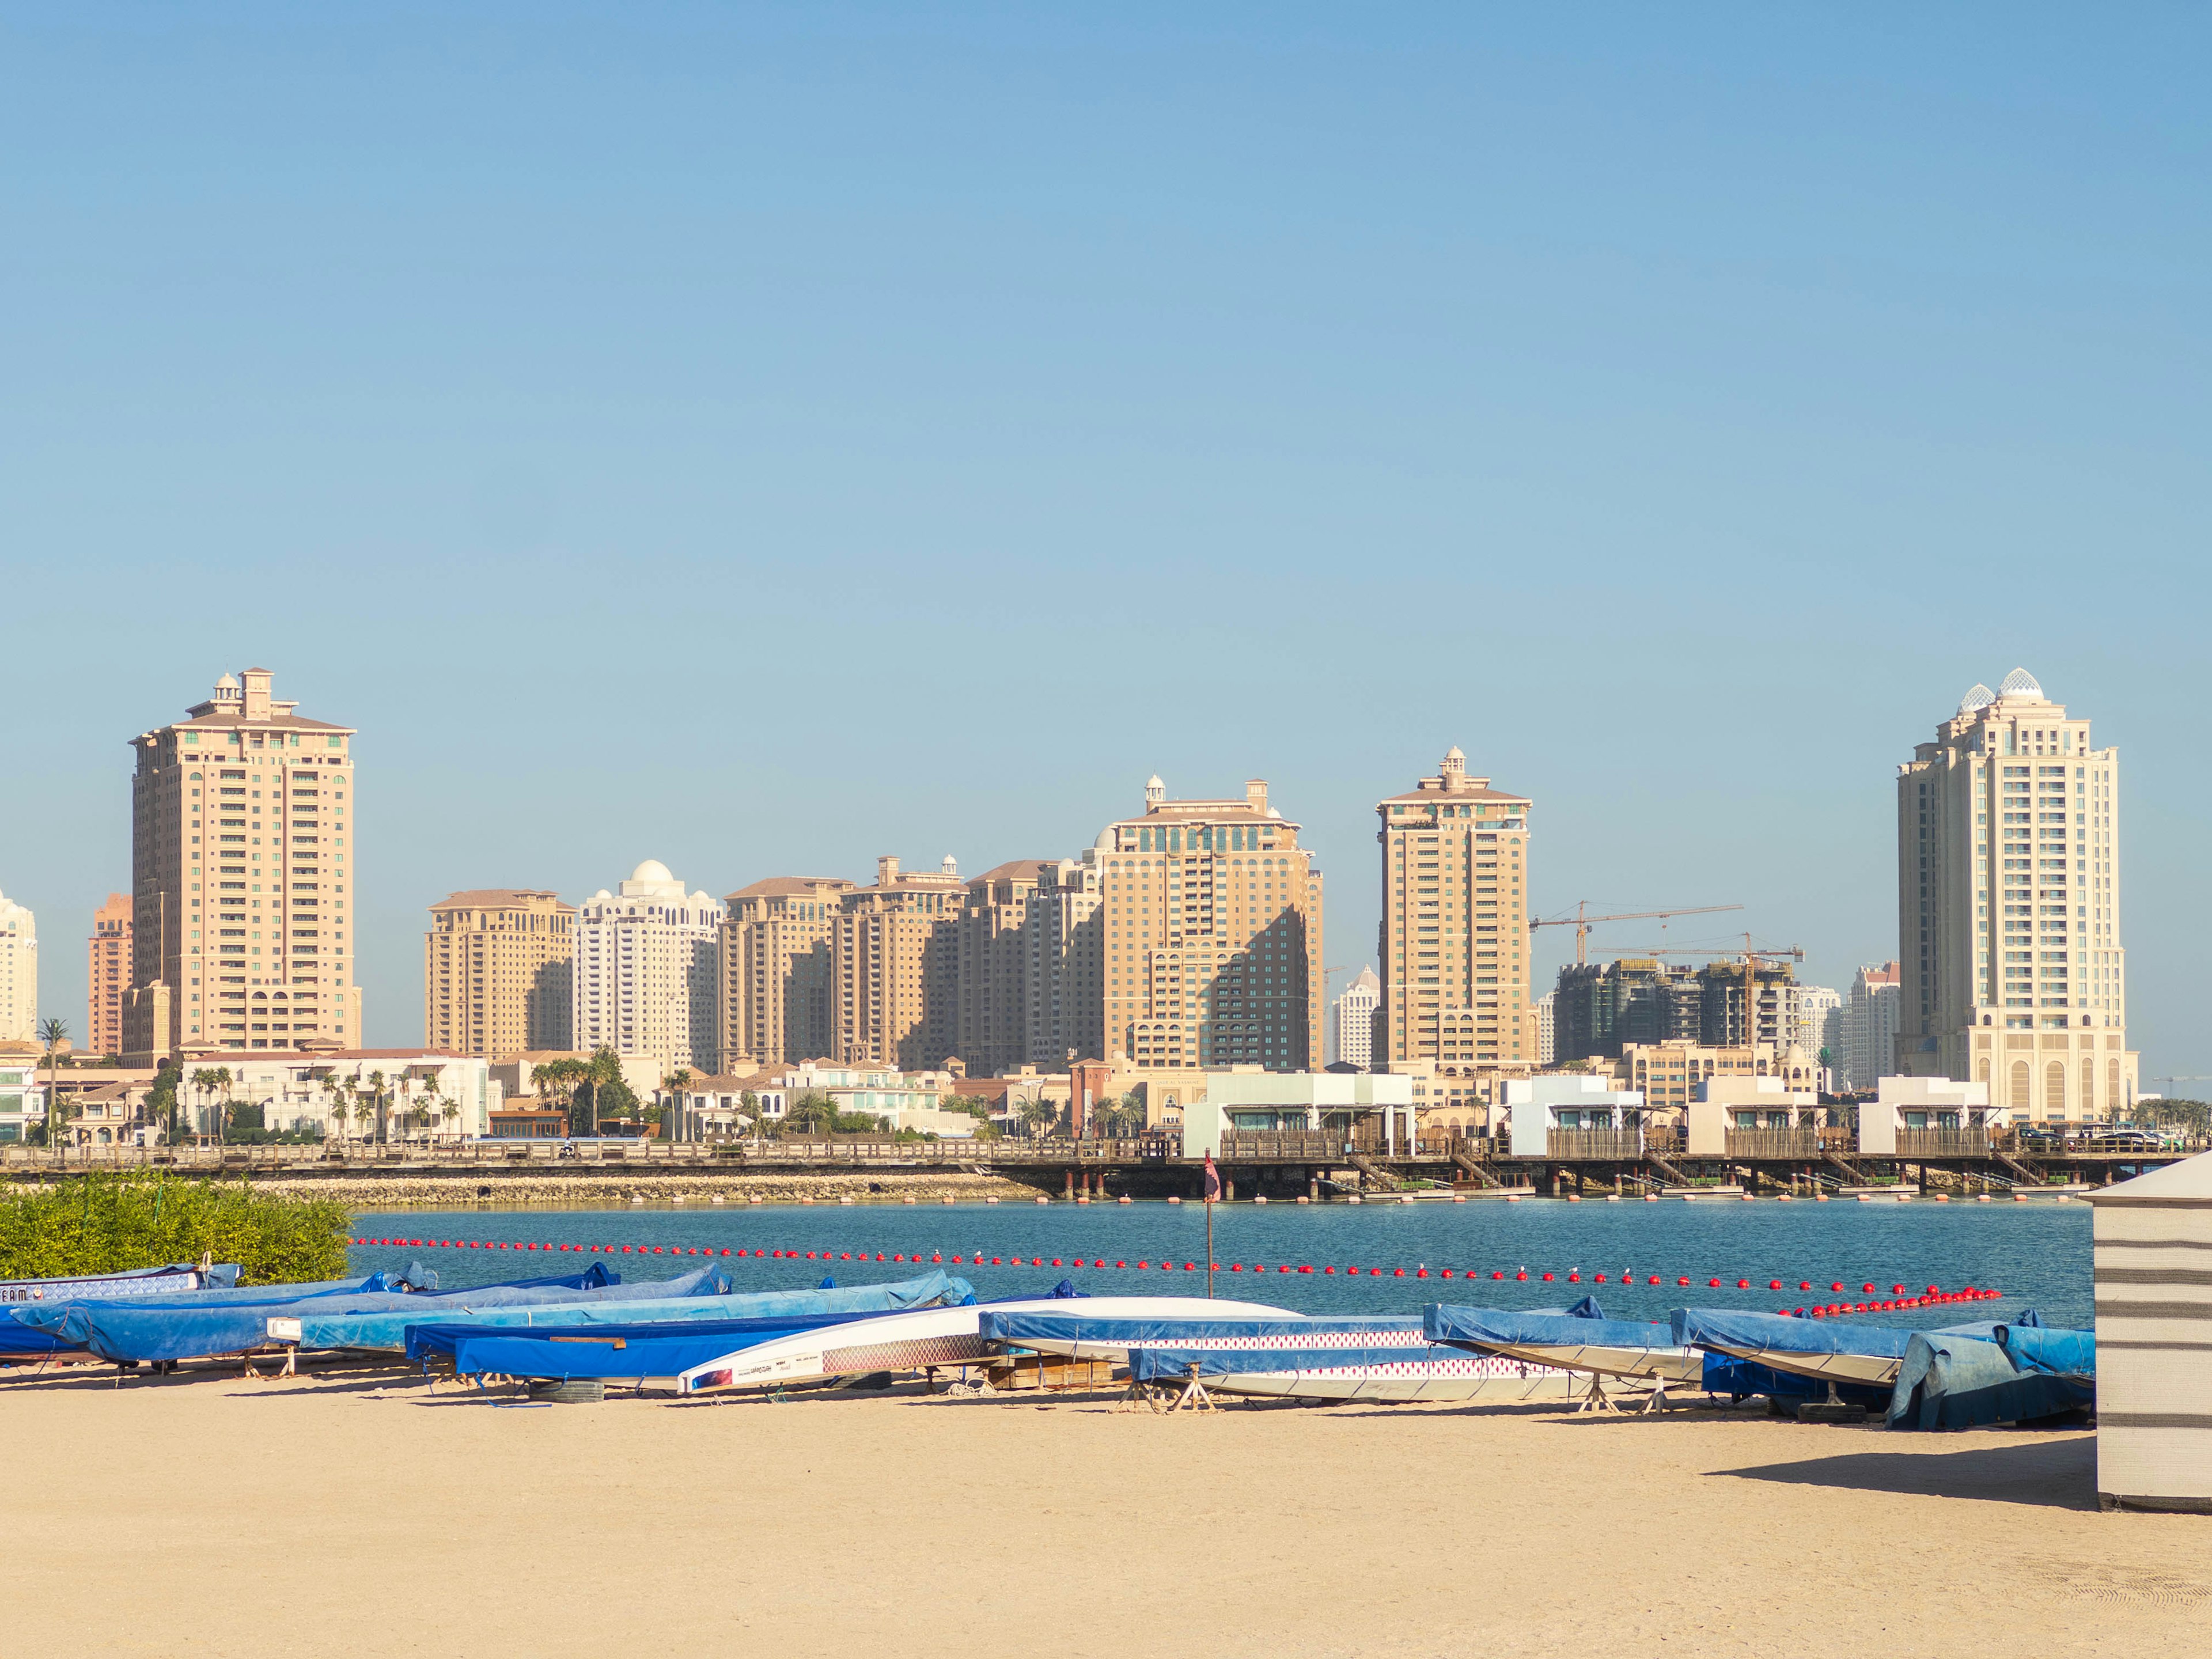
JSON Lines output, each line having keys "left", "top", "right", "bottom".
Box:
{"left": 1551, "top": 959, "right": 1801, "bottom": 1063}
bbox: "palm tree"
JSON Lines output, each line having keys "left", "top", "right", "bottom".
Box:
{"left": 366, "top": 1069, "right": 387, "bottom": 1143}
{"left": 207, "top": 1065, "right": 235, "bottom": 1143}
{"left": 37, "top": 1017, "right": 67, "bottom": 1147}
{"left": 1018, "top": 1097, "right": 1059, "bottom": 1140}
{"left": 324, "top": 1073, "right": 357, "bottom": 1147}
{"left": 438, "top": 1096, "right": 460, "bottom": 1143}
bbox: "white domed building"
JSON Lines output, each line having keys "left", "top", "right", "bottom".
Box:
{"left": 573, "top": 860, "right": 726, "bottom": 1080}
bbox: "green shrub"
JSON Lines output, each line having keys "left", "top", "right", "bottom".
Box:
{"left": 0, "top": 1172, "right": 350, "bottom": 1286}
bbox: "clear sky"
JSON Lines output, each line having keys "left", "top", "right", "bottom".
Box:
{"left": 4, "top": 7, "right": 2206, "bottom": 1084}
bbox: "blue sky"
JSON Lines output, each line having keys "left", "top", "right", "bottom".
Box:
{"left": 3, "top": 7, "right": 2206, "bottom": 1082}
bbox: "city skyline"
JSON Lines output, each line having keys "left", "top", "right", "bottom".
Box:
{"left": 4, "top": 14, "right": 2207, "bottom": 1084}
{"left": 8, "top": 657, "right": 2191, "bottom": 1096}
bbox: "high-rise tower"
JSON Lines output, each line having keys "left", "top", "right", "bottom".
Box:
{"left": 122, "top": 669, "right": 361, "bottom": 1063}
{"left": 1895, "top": 669, "right": 2135, "bottom": 1122}
{"left": 1374, "top": 748, "right": 1535, "bottom": 1079}
{"left": 1097, "top": 777, "right": 1323, "bottom": 1070}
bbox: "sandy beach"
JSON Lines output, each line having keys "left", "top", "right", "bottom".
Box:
{"left": 7, "top": 1368, "right": 2203, "bottom": 1658}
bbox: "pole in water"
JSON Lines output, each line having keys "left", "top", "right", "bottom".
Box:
{"left": 1203, "top": 1150, "right": 1221, "bottom": 1299}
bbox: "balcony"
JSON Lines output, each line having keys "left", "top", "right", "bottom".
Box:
{"left": 1724, "top": 1128, "right": 1820, "bottom": 1160}
{"left": 1546, "top": 1128, "right": 1643, "bottom": 1161}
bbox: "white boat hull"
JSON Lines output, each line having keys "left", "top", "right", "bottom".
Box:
{"left": 680, "top": 1296, "right": 1295, "bottom": 1395}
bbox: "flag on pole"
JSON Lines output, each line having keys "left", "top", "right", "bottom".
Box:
{"left": 1203, "top": 1153, "right": 1220, "bottom": 1202}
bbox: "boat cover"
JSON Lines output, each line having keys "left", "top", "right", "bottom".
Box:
{"left": 1670, "top": 1308, "right": 2016, "bottom": 1361}
{"left": 979, "top": 1313, "right": 1402, "bottom": 1347}
{"left": 0, "top": 1262, "right": 243, "bottom": 1301}
{"left": 1425, "top": 1304, "right": 1677, "bottom": 1352}
{"left": 400, "top": 1272, "right": 974, "bottom": 1368}
{"left": 3, "top": 1264, "right": 427, "bottom": 1357}
{"left": 429, "top": 1312, "right": 899, "bottom": 1381}
{"left": 406, "top": 1308, "right": 854, "bottom": 1363}
{"left": 11, "top": 1263, "right": 731, "bottom": 1362}
{"left": 1697, "top": 1355, "right": 1893, "bottom": 1408}
{"left": 1128, "top": 1343, "right": 1478, "bottom": 1380}
{"left": 1886, "top": 1324, "right": 2096, "bottom": 1430}
{"left": 1996, "top": 1321, "right": 2091, "bottom": 1377}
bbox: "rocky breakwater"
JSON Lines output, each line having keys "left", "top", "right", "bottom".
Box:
{"left": 258, "top": 1168, "right": 1041, "bottom": 1210}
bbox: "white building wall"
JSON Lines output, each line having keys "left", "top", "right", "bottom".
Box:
{"left": 1330, "top": 967, "right": 1380, "bottom": 1069}
{"left": 573, "top": 861, "right": 724, "bottom": 1079}
{"left": 1846, "top": 967, "right": 1900, "bottom": 1093}
{"left": 0, "top": 891, "right": 37, "bottom": 1043}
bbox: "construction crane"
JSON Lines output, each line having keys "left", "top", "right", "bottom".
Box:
{"left": 1610, "top": 935, "right": 1805, "bottom": 1050}
{"left": 1531, "top": 900, "right": 1745, "bottom": 967}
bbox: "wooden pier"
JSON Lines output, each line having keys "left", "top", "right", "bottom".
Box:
{"left": 3, "top": 1131, "right": 2194, "bottom": 1200}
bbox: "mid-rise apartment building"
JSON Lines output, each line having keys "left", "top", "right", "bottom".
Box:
{"left": 1843, "top": 961, "right": 1900, "bottom": 1093}
{"left": 1895, "top": 669, "right": 2136, "bottom": 1121}
{"left": 574, "top": 861, "right": 723, "bottom": 1080}
{"left": 1330, "top": 966, "right": 1380, "bottom": 1068}
{"left": 1374, "top": 748, "right": 1534, "bottom": 1080}
{"left": 1100, "top": 775, "right": 1323, "bottom": 1071}
{"left": 0, "top": 891, "right": 35, "bottom": 1043}
{"left": 86, "top": 893, "right": 130, "bottom": 1058}
{"left": 717, "top": 876, "right": 853, "bottom": 1070}
{"left": 832, "top": 855, "right": 964, "bottom": 1070}
{"left": 120, "top": 669, "right": 361, "bottom": 1064}
{"left": 424, "top": 889, "right": 576, "bottom": 1059}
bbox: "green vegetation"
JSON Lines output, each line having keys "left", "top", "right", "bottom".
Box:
{"left": 0, "top": 1172, "right": 350, "bottom": 1285}
{"left": 2140, "top": 1098, "right": 2210, "bottom": 1139}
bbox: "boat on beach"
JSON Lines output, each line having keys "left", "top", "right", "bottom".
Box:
{"left": 1, "top": 1262, "right": 241, "bottom": 1304}
{"left": 1670, "top": 1306, "right": 2022, "bottom": 1389}
{"left": 677, "top": 1294, "right": 1274, "bottom": 1395}
{"left": 1422, "top": 1301, "right": 1703, "bottom": 1395}
{"left": 1124, "top": 1342, "right": 1584, "bottom": 1403}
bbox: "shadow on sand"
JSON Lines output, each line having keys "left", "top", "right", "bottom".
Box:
{"left": 1715, "top": 1432, "right": 2096, "bottom": 1511}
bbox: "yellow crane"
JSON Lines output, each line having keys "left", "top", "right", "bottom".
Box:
{"left": 1531, "top": 901, "right": 1745, "bottom": 967}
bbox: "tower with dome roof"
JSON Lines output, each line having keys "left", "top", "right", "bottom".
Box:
{"left": 573, "top": 859, "right": 725, "bottom": 1079}
{"left": 1895, "top": 669, "right": 2135, "bottom": 1123}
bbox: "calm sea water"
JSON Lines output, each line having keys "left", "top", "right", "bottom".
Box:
{"left": 347, "top": 1197, "right": 2096, "bottom": 1329}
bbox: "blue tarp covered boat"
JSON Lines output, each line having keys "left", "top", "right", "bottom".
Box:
{"left": 415, "top": 1310, "right": 905, "bottom": 1382}
{"left": 1886, "top": 1317, "right": 2093, "bottom": 1430}
{"left": 9, "top": 1262, "right": 738, "bottom": 1363}
{"left": 1671, "top": 1308, "right": 2027, "bottom": 1388}
{"left": 1, "top": 1262, "right": 242, "bottom": 1304}
{"left": 1424, "top": 1302, "right": 1703, "bottom": 1384}
{"left": 399, "top": 1272, "right": 975, "bottom": 1377}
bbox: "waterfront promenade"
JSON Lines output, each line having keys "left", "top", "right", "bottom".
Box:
{"left": 5, "top": 1371, "right": 2198, "bottom": 1659}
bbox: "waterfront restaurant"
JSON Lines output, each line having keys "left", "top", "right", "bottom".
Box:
{"left": 1180, "top": 1069, "right": 1417, "bottom": 1158}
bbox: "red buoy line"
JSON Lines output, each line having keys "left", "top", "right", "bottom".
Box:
{"left": 344, "top": 1236, "right": 2001, "bottom": 1315}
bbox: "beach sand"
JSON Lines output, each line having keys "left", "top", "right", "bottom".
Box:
{"left": 7, "top": 1368, "right": 2203, "bottom": 1657}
